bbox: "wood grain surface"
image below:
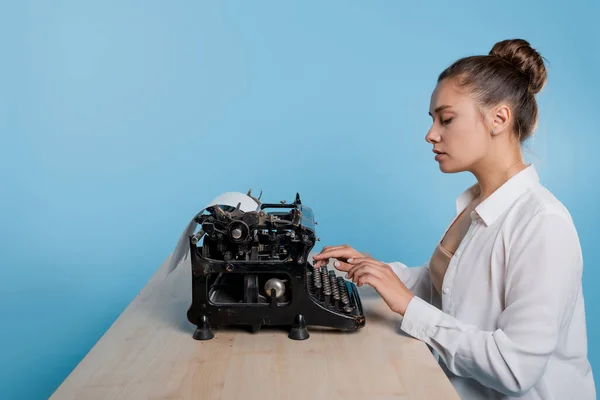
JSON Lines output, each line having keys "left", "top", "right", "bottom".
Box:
{"left": 50, "top": 253, "right": 459, "bottom": 400}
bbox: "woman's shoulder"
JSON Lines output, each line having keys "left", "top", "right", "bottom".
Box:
{"left": 504, "top": 182, "right": 584, "bottom": 277}
{"left": 508, "top": 182, "right": 581, "bottom": 249}
{"left": 524, "top": 182, "right": 574, "bottom": 223}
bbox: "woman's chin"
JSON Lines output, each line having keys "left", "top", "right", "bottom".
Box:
{"left": 438, "top": 160, "right": 460, "bottom": 173}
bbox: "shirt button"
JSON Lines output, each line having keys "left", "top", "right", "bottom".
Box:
{"left": 443, "top": 287, "right": 450, "bottom": 295}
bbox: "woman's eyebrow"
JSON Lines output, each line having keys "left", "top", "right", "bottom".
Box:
{"left": 428, "top": 104, "right": 453, "bottom": 117}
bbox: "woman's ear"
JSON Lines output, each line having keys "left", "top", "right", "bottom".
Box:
{"left": 490, "top": 104, "right": 511, "bottom": 136}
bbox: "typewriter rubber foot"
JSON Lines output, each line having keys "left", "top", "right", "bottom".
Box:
{"left": 192, "top": 315, "right": 214, "bottom": 340}
{"left": 288, "top": 314, "right": 309, "bottom": 340}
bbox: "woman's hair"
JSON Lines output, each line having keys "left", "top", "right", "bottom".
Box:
{"left": 438, "top": 38, "right": 547, "bottom": 142}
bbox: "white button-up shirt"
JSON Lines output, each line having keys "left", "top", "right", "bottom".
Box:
{"left": 389, "top": 165, "right": 596, "bottom": 399}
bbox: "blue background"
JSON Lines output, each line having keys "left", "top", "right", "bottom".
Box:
{"left": 2, "top": 1, "right": 598, "bottom": 398}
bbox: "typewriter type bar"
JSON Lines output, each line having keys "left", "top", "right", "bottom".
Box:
{"left": 186, "top": 192, "right": 366, "bottom": 340}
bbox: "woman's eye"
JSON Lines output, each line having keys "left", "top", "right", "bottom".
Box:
{"left": 442, "top": 117, "right": 453, "bottom": 125}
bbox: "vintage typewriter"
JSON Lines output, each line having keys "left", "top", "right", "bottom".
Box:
{"left": 184, "top": 190, "right": 365, "bottom": 340}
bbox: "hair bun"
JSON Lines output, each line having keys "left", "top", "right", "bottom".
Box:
{"left": 489, "top": 39, "right": 547, "bottom": 94}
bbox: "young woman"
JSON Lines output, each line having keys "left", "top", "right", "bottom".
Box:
{"left": 312, "top": 39, "right": 596, "bottom": 399}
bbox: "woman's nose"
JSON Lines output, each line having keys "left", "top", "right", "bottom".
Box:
{"left": 426, "top": 127, "right": 440, "bottom": 144}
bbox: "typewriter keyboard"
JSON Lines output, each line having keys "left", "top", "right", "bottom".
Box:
{"left": 306, "top": 264, "right": 356, "bottom": 313}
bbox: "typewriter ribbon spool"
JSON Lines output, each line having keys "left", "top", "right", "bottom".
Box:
{"left": 169, "top": 190, "right": 366, "bottom": 340}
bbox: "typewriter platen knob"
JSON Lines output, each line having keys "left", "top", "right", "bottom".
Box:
{"left": 265, "top": 278, "right": 285, "bottom": 298}
{"left": 231, "top": 228, "right": 243, "bottom": 239}
{"left": 227, "top": 220, "right": 249, "bottom": 243}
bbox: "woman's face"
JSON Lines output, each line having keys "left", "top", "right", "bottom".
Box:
{"left": 426, "top": 78, "right": 492, "bottom": 173}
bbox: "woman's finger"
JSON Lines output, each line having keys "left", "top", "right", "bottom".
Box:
{"left": 347, "top": 258, "right": 385, "bottom": 279}
{"left": 346, "top": 256, "right": 372, "bottom": 265}
{"left": 356, "top": 272, "right": 380, "bottom": 288}
{"left": 346, "top": 259, "right": 374, "bottom": 279}
{"left": 314, "top": 258, "right": 353, "bottom": 271}
{"left": 313, "top": 244, "right": 352, "bottom": 257}
{"left": 312, "top": 247, "right": 360, "bottom": 262}
{"left": 347, "top": 256, "right": 386, "bottom": 266}
{"left": 351, "top": 263, "right": 386, "bottom": 283}
{"left": 312, "top": 245, "right": 368, "bottom": 270}
{"left": 329, "top": 259, "right": 353, "bottom": 272}
{"left": 313, "top": 257, "right": 329, "bottom": 269}
{"left": 312, "top": 245, "right": 342, "bottom": 268}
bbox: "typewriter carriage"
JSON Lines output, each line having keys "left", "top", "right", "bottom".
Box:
{"left": 186, "top": 192, "right": 365, "bottom": 340}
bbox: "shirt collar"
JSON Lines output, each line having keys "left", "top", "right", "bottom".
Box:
{"left": 456, "top": 164, "right": 540, "bottom": 226}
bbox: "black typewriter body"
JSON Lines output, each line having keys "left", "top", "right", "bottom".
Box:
{"left": 186, "top": 192, "right": 365, "bottom": 340}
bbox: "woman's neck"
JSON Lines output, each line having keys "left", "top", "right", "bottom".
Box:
{"left": 471, "top": 154, "right": 527, "bottom": 201}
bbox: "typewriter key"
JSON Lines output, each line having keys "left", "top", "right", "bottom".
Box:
{"left": 337, "top": 277, "right": 351, "bottom": 306}
{"left": 329, "top": 271, "right": 341, "bottom": 301}
{"left": 305, "top": 268, "right": 314, "bottom": 292}
{"left": 320, "top": 266, "right": 332, "bottom": 296}
{"left": 313, "top": 266, "right": 322, "bottom": 289}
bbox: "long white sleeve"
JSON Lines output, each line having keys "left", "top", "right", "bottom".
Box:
{"left": 388, "top": 261, "right": 432, "bottom": 302}
{"left": 399, "top": 211, "right": 584, "bottom": 397}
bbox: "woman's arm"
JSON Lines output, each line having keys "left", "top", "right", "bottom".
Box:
{"left": 399, "top": 211, "right": 583, "bottom": 397}
{"left": 387, "top": 261, "right": 432, "bottom": 302}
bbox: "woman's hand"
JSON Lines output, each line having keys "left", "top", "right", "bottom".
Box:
{"left": 345, "top": 256, "right": 415, "bottom": 315}
{"left": 311, "top": 244, "right": 364, "bottom": 271}
{"left": 312, "top": 246, "right": 415, "bottom": 316}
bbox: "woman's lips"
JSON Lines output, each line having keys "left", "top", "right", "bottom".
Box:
{"left": 433, "top": 150, "right": 446, "bottom": 161}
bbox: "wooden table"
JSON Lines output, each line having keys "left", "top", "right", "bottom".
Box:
{"left": 50, "top": 253, "right": 460, "bottom": 399}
